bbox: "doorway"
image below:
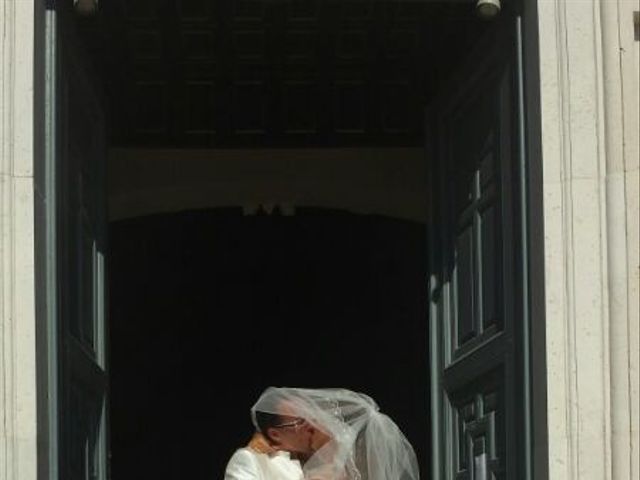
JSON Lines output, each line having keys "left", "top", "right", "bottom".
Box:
{"left": 109, "top": 207, "right": 428, "bottom": 479}
{"left": 49, "top": 0, "right": 530, "bottom": 479}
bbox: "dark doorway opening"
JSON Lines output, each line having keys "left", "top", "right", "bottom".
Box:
{"left": 49, "top": 0, "right": 544, "bottom": 475}
{"left": 109, "top": 208, "right": 428, "bottom": 479}
{"left": 67, "top": 0, "right": 494, "bottom": 478}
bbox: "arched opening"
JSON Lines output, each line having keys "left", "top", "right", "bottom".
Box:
{"left": 109, "top": 207, "right": 429, "bottom": 478}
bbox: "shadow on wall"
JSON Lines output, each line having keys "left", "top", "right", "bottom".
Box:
{"left": 108, "top": 207, "right": 430, "bottom": 480}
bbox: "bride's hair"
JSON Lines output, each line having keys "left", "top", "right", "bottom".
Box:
{"left": 253, "top": 411, "right": 282, "bottom": 441}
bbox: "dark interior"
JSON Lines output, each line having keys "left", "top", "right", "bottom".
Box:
{"left": 109, "top": 208, "right": 428, "bottom": 479}
{"left": 72, "top": 0, "right": 491, "bottom": 478}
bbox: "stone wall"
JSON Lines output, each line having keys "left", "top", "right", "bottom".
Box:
{"left": 537, "top": 0, "right": 639, "bottom": 478}
{"left": 0, "top": 2, "right": 37, "bottom": 480}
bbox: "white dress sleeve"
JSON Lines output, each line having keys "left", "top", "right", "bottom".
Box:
{"left": 224, "top": 449, "right": 262, "bottom": 480}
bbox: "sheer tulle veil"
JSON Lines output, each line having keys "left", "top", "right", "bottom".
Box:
{"left": 250, "top": 387, "right": 420, "bottom": 480}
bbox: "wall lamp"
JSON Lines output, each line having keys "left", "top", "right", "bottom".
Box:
{"left": 476, "top": 0, "right": 501, "bottom": 19}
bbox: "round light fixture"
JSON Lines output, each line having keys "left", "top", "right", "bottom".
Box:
{"left": 476, "top": 0, "right": 501, "bottom": 19}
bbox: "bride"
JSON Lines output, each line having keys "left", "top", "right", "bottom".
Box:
{"left": 225, "top": 387, "right": 420, "bottom": 480}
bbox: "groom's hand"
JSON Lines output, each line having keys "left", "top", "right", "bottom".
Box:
{"left": 247, "top": 432, "right": 277, "bottom": 455}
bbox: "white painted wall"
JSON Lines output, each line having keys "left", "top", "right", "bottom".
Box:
{"left": 108, "top": 148, "right": 428, "bottom": 223}
{"left": 0, "top": 2, "right": 38, "bottom": 480}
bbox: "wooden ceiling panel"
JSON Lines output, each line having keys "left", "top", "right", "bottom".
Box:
{"left": 77, "top": 0, "right": 485, "bottom": 148}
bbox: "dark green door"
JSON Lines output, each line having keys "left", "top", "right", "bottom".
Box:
{"left": 45, "top": 4, "right": 109, "bottom": 479}
{"left": 428, "top": 14, "right": 532, "bottom": 480}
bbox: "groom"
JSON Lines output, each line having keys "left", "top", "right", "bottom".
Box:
{"left": 223, "top": 408, "right": 315, "bottom": 480}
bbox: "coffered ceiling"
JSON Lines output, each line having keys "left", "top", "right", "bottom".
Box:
{"left": 76, "top": 0, "right": 486, "bottom": 148}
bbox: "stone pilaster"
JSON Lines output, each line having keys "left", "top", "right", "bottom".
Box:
{"left": 0, "top": 2, "right": 37, "bottom": 480}
{"left": 537, "top": 0, "right": 639, "bottom": 478}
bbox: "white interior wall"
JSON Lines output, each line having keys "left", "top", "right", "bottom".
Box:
{"left": 108, "top": 148, "right": 428, "bottom": 222}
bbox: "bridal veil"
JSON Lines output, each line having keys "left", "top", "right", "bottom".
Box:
{"left": 251, "top": 387, "right": 420, "bottom": 480}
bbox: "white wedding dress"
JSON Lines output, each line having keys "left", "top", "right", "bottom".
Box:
{"left": 224, "top": 448, "right": 304, "bottom": 480}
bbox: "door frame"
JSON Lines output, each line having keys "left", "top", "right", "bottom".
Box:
{"left": 518, "top": 0, "right": 548, "bottom": 478}
{"left": 29, "top": 0, "right": 548, "bottom": 478}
